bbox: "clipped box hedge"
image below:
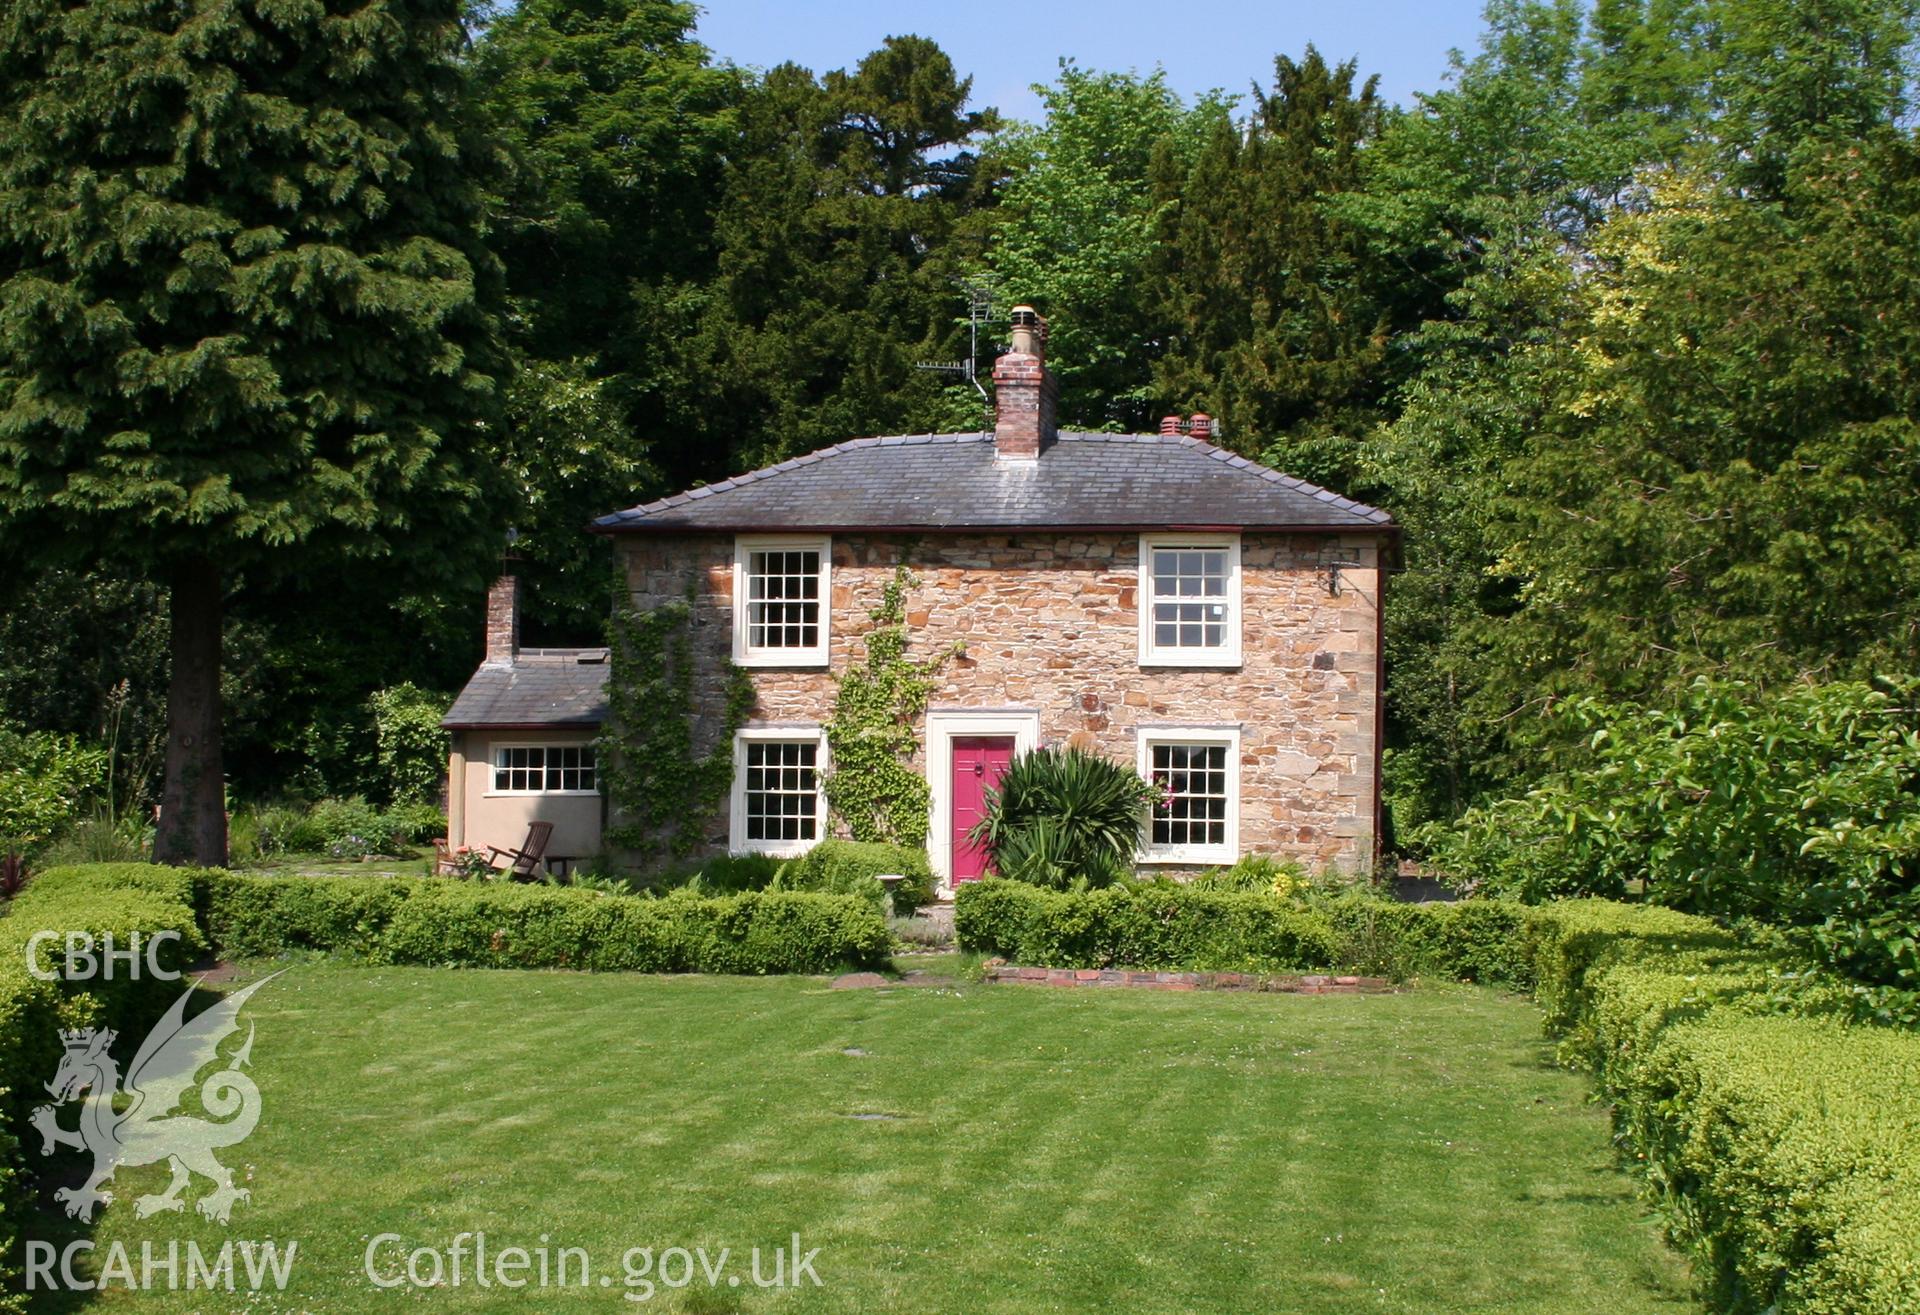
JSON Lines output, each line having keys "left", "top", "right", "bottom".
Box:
{"left": 1308, "top": 891, "right": 1532, "bottom": 986}
{"left": 373, "top": 882, "right": 891, "bottom": 974}
{"left": 954, "top": 878, "right": 1533, "bottom": 984}
{"left": 1523, "top": 900, "right": 1920, "bottom": 1315}
{"left": 954, "top": 880, "right": 1342, "bottom": 972}
{"left": 18, "top": 864, "right": 893, "bottom": 975}
{"left": 0, "top": 865, "right": 205, "bottom": 1314}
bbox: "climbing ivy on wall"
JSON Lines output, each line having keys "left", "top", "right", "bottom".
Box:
{"left": 600, "top": 581, "right": 754, "bottom": 860}
{"left": 824, "top": 564, "right": 954, "bottom": 846}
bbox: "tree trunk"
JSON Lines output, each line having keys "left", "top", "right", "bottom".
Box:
{"left": 154, "top": 556, "right": 227, "bottom": 867}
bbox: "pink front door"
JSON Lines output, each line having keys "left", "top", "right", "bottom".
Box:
{"left": 951, "top": 736, "right": 1015, "bottom": 882}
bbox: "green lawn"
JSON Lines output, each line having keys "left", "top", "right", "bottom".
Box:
{"left": 46, "top": 965, "right": 1692, "bottom": 1314}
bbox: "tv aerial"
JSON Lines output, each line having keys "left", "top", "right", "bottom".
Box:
{"left": 916, "top": 279, "right": 999, "bottom": 432}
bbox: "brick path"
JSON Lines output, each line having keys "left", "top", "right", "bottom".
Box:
{"left": 981, "top": 963, "right": 1392, "bottom": 994}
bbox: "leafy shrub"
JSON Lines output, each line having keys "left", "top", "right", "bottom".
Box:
{"left": 954, "top": 878, "right": 1340, "bottom": 971}
{"left": 0, "top": 723, "right": 108, "bottom": 847}
{"left": 562, "top": 871, "right": 635, "bottom": 896}
{"left": 381, "top": 800, "right": 447, "bottom": 844}
{"left": 368, "top": 684, "right": 451, "bottom": 805}
{"left": 229, "top": 803, "right": 320, "bottom": 860}
{"left": 299, "top": 796, "right": 421, "bottom": 857}
{"left": 235, "top": 797, "right": 439, "bottom": 860}
{"left": 786, "top": 839, "right": 935, "bottom": 914}
{"left": 38, "top": 811, "right": 150, "bottom": 866}
{"left": 1423, "top": 678, "right": 1920, "bottom": 1003}
{"left": 970, "top": 746, "right": 1156, "bottom": 889}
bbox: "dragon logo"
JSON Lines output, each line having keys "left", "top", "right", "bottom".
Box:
{"left": 30, "top": 973, "right": 279, "bottom": 1225}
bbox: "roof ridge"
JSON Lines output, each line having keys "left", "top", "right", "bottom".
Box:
{"left": 593, "top": 429, "right": 1395, "bottom": 530}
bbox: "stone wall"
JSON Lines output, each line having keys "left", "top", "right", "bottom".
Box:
{"left": 617, "top": 531, "right": 1385, "bottom": 873}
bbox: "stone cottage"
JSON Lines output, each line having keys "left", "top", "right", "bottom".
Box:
{"left": 564, "top": 307, "right": 1394, "bottom": 891}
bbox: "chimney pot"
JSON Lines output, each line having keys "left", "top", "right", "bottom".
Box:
{"left": 993, "top": 304, "right": 1057, "bottom": 460}
{"left": 1008, "top": 305, "right": 1044, "bottom": 359}
{"left": 1188, "top": 413, "right": 1213, "bottom": 441}
{"left": 484, "top": 575, "right": 520, "bottom": 665}
{"left": 1159, "top": 415, "right": 1182, "bottom": 436}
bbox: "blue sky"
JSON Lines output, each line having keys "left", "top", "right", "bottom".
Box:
{"left": 689, "top": 0, "right": 1495, "bottom": 121}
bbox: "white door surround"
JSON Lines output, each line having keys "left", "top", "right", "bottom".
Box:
{"left": 924, "top": 708, "right": 1042, "bottom": 892}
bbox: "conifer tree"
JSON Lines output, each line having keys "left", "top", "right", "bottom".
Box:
{"left": 0, "top": 0, "right": 507, "bottom": 863}
{"left": 1147, "top": 48, "right": 1391, "bottom": 483}
{"left": 655, "top": 37, "right": 997, "bottom": 481}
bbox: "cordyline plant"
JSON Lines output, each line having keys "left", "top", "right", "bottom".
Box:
{"left": 969, "top": 746, "right": 1157, "bottom": 890}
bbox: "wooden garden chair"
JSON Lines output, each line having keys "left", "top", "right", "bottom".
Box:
{"left": 486, "top": 821, "right": 554, "bottom": 881}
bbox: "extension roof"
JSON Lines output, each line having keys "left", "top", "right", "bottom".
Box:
{"left": 441, "top": 650, "right": 609, "bottom": 730}
{"left": 591, "top": 432, "right": 1393, "bottom": 534}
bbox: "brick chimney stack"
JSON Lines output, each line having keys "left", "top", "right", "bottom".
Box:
{"left": 484, "top": 574, "right": 520, "bottom": 665}
{"left": 992, "top": 305, "right": 1058, "bottom": 460}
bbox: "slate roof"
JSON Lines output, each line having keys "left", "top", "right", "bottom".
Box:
{"left": 592, "top": 432, "right": 1393, "bottom": 534}
{"left": 442, "top": 650, "right": 610, "bottom": 729}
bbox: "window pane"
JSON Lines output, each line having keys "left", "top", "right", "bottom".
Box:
{"left": 1148, "top": 544, "right": 1230, "bottom": 650}
{"left": 493, "top": 744, "right": 600, "bottom": 792}
{"left": 1149, "top": 742, "right": 1230, "bottom": 850}
{"left": 746, "top": 548, "right": 822, "bottom": 651}
{"left": 743, "top": 740, "right": 819, "bottom": 844}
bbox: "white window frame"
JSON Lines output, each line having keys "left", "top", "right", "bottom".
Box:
{"left": 1137, "top": 533, "right": 1242, "bottom": 667}
{"left": 732, "top": 535, "right": 832, "bottom": 668}
{"left": 1135, "top": 725, "right": 1241, "bottom": 864}
{"left": 729, "top": 726, "right": 828, "bottom": 857}
{"left": 486, "top": 741, "right": 600, "bottom": 797}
